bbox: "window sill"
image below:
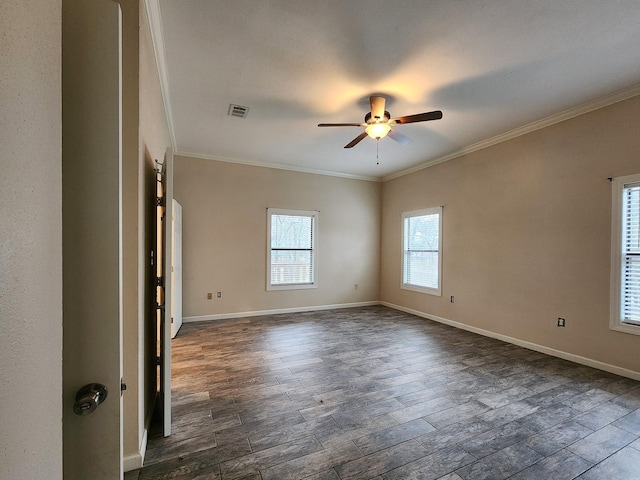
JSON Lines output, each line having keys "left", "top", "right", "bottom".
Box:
{"left": 401, "top": 284, "right": 441, "bottom": 296}
{"left": 610, "top": 321, "right": 640, "bottom": 336}
{"left": 267, "top": 283, "right": 317, "bottom": 292}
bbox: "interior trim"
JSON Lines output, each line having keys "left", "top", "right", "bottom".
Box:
{"left": 123, "top": 444, "right": 142, "bottom": 472}
{"left": 183, "top": 300, "right": 640, "bottom": 380}
{"left": 382, "top": 301, "right": 640, "bottom": 382}
{"left": 383, "top": 83, "right": 640, "bottom": 181}
{"left": 123, "top": 400, "right": 152, "bottom": 472}
{"left": 172, "top": 83, "right": 640, "bottom": 183}
{"left": 123, "top": 428, "right": 147, "bottom": 472}
{"left": 182, "top": 301, "right": 380, "bottom": 323}
{"left": 143, "top": 0, "right": 177, "bottom": 151}
{"left": 174, "top": 151, "right": 382, "bottom": 183}
{"left": 145, "top": 1, "right": 640, "bottom": 183}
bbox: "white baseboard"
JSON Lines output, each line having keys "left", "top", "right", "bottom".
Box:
{"left": 123, "top": 405, "right": 152, "bottom": 472}
{"left": 183, "top": 301, "right": 380, "bottom": 323}
{"left": 123, "top": 447, "right": 143, "bottom": 472}
{"left": 184, "top": 299, "right": 640, "bottom": 380}
{"left": 382, "top": 301, "right": 640, "bottom": 382}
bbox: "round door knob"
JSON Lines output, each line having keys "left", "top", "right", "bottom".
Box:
{"left": 73, "top": 383, "right": 108, "bottom": 416}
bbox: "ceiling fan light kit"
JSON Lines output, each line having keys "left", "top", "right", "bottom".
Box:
{"left": 365, "top": 122, "right": 391, "bottom": 139}
{"left": 318, "top": 95, "right": 442, "bottom": 149}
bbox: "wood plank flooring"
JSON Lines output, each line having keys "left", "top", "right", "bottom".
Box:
{"left": 132, "top": 306, "right": 640, "bottom": 479}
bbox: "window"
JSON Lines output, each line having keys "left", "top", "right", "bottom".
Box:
{"left": 267, "top": 208, "right": 318, "bottom": 290}
{"left": 611, "top": 174, "right": 640, "bottom": 334}
{"left": 402, "top": 207, "right": 442, "bottom": 295}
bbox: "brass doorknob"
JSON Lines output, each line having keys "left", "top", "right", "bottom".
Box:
{"left": 73, "top": 383, "right": 108, "bottom": 416}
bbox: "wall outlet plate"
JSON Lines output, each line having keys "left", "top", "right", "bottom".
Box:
{"left": 557, "top": 317, "right": 566, "bottom": 327}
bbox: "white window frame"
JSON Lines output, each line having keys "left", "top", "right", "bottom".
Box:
{"left": 401, "top": 206, "right": 442, "bottom": 296}
{"left": 267, "top": 208, "right": 318, "bottom": 291}
{"left": 610, "top": 174, "right": 640, "bottom": 335}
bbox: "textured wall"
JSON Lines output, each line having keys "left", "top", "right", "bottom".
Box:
{"left": 138, "top": 0, "right": 172, "bottom": 465}
{"left": 174, "top": 157, "right": 381, "bottom": 318}
{"left": 122, "top": 0, "right": 141, "bottom": 464}
{"left": 0, "top": 1, "right": 63, "bottom": 478}
{"left": 381, "top": 95, "right": 640, "bottom": 375}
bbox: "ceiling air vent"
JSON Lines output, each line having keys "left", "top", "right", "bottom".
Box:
{"left": 228, "top": 103, "right": 249, "bottom": 119}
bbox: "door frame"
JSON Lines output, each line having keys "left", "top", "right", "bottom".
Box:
{"left": 171, "top": 199, "right": 183, "bottom": 339}
{"left": 156, "top": 148, "right": 174, "bottom": 436}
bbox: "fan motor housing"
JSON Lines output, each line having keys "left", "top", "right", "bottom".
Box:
{"left": 365, "top": 111, "right": 390, "bottom": 123}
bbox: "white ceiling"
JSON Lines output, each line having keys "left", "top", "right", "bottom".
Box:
{"left": 148, "top": 0, "right": 640, "bottom": 181}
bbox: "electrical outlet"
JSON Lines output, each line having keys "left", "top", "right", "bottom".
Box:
{"left": 207, "top": 292, "right": 212, "bottom": 300}
{"left": 557, "top": 317, "right": 566, "bottom": 327}
{"left": 450, "top": 295, "right": 455, "bottom": 303}
{"left": 217, "top": 291, "right": 222, "bottom": 298}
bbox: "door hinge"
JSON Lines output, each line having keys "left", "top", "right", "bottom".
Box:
{"left": 120, "top": 379, "right": 127, "bottom": 396}
{"left": 156, "top": 356, "right": 161, "bottom": 366}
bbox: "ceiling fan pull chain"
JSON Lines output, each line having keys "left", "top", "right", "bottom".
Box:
{"left": 318, "top": 96, "right": 442, "bottom": 150}
{"left": 376, "top": 139, "right": 380, "bottom": 165}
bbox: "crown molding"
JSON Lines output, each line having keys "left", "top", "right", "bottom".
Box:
{"left": 174, "top": 151, "right": 382, "bottom": 182}
{"left": 143, "top": 10, "right": 640, "bottom": 184}
{"left": 383, "top": 83, "right": 640, "bottom": 182}
{"left": 144, "top": 0, "right": 177, "bottom": 151}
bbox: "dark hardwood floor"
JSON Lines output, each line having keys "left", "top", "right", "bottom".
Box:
{"left": 131, "top": 306, "right": 640, "bottom": 479}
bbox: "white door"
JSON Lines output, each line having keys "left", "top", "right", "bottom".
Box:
{"left": 161, "top": 147, "right": 174, "bottom": 436}
{"left": 62, "top": 0, "right": 123, "bottom": 478}
{"left": 171, "top": 200, "right": 183, "bottom": 338}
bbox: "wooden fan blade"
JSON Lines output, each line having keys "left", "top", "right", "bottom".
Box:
{"left": 391, "top": 110, "right": 443, "bottom": 124}
{"left": 370, "top": 96, "right": 386, "bottom": 121}
{"left": 388, "top": 128, "right": 413, "bottom": 145}
{"left": 344, "top": 131, "right": 368, "bottom": 148}
{"left": 318, "top": 122, "right": 366, "bottom": 127}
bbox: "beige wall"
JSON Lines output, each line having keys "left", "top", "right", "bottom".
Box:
{"left": 0, "top": 1, "right": 63, "bottom": 478}
{"left": 0, "top": 1, "right": 164, "bottom": 474}
{"left": 381, "top": 95, "right": 640, "bottom": 375}
{"left": 122, "top": 0, "right": 141, "bottom": 463}
{"left": 137, "top": 0, "right": 172, "bottom": 466}
{"left": 174, "top": 157, "right": 381, "bottom": 318}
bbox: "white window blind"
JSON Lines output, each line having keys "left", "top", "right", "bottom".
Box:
{"left": 267, "top": 209, "right": 318, "bottom": 290}
{"left": 610, "top": 174, "right": 640, "bottom": 334}
{"left": 402, "top": 207, "right": 442, "bottom": 295}
{"left": 622, "top": 182, "right": 640, "bottom": 324}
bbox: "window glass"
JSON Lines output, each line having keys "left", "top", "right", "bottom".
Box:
{"left": 402, "top": 207, "right": 442, "bottom": 295}
{"left": 610, "top": 175, "right": 640, "bottom": 334}
{"left": 267, "top": 209, "right": 318, "bottom": 290}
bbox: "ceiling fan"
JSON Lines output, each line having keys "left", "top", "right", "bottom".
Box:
{"left": 318, "top": 96, "right": 443, "bottom": 148}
